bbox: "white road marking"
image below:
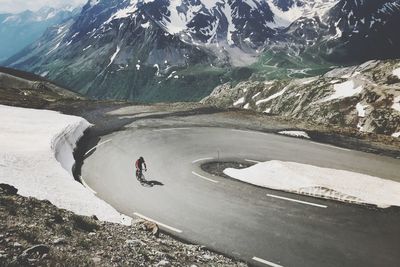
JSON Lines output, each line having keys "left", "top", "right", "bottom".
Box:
{"left": 252, "top": 256, "right": 284, "bottom": 267}
{"left": 192, "top": 171, "right": 219, "bottom": 183}
{"left": 133, "top": 212, "right": 183, "bottom": 233}
{"left": 84, "top": 139, "right": 112, "bottom": 156}
{"left": 245, "top": 159, "right": 261, "bottom": 163}
{"left": 192, "top": 157, "right": 214, "bottom": 164}
{"left": 310, "top": 141, "right": 351, "bottom": 152}
{"left": 80, "top": 176, "right": 97, "bottom": 195}
{"left": 267, "top": 194, "right": 328, "bottom": 208}
{"left": 152, "top": 127, "right": 191, "bottom": 132}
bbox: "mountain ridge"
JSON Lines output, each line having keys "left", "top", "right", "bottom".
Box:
{"left": 0, "top": 6, "right": 81, "bottom": 62}
{"left": 202, "top": 59, "right": 400, "bottom": 137}
{"left": 4, "top": 0, "right": 400, "bottom": 102}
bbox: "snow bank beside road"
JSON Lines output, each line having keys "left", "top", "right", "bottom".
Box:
{"left": 0, "top": 105, "right": 131, "bottom": 225}
{"left": 278, "top": 131, "right": 310, "bottom": 139}
{"left": 224, "top": 161, "right": 400, "bottom": 208}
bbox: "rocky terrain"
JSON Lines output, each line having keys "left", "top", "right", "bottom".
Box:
{"left": 0, "top": 184, "right": 245, "bottom": 266}
{"left": 0, "top": 67, "right": 82, "bottom": 105}
{"left": 202, "top": 60, "right": 400, "bottom": 137}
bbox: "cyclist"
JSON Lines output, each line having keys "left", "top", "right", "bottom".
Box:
{"left": 135, "top": 156, "right": 147, "bottom": 180}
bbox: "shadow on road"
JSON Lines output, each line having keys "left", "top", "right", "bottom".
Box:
{"left": 137, "top": 175, "right": 164, "bottom": 187}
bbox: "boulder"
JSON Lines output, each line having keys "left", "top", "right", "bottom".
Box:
{"left": 142, "top": 221, "right": 159, "bottom": 237}
{"left": 0, "top": 184, "right": 18, "bottom": 195}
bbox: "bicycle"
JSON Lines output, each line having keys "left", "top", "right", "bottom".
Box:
{"left": 136, "top": 169, "right": 146, "bottom": 182}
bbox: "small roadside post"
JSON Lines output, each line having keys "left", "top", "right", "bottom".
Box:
{"left": 217, "top": 149, "right": 220, "bottom": 171}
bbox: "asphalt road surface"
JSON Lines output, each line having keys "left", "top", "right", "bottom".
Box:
{"left": 81, "top": 127, "right": 400, "bottom": 267}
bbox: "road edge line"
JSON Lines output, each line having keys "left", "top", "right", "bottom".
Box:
{"left": 133, "top": 212, "right": 183, "bottom": 233}
{"left": 310, "top": 141, "right": 351, "bottom": 152}
{"left": 245, "top": 159, "right": 261, "bottom": 163}
{"left": 152, "top": 128, "right": 191, "bottom": 132}
{"left": 80, "top": 175, "right": 97, "bottom": 195}
{"left": 84, "top": 139, "right": 112, "bottom": 156}
{"left": 192, "top": 171, "right": 219, "bottom": 183}
{"left": 267, "top": 194, "right": 328, "bottom": 208}
{"left": 252, "top": 256, "right": 284, "bottom": 267}
{"left": 192, "top": 157, "right": 214, "bottom": 164}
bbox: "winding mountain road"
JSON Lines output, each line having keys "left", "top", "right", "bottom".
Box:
{"left": 81, "top": 127, "right": 400, "bottom": 267}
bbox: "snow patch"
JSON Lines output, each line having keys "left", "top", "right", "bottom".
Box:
{"left": 57, "top": 25, "right": 67, "bottom": 35}
{"left": 329, "top": 79, "right": 341, "bottom": 84}
{"left": 264, "top": 81, "right": 274, "bottom": 85}
{"left": 107, "top": 46, "right": 120, "bottom": 67}
{"left": 224, "top": 161, "right": 400, "bottom": 208}
{"left": 153, "top": 64, "right": 160, "bottom": 76}
{"left": 321, "top": 80, "right": 363, "bottom": 102}
{"left": 141, "top": 21, "right": 150, "bottom": 28}
{"left": 357, "top": 122, "right": 364, "bottom": 132}
{"left": 88, "top": 0, "right": 100, "bottom": 7}
{"left": 46, "top": 42, "right": 61, "bottom": 55}
{"left": 166, "top": 71, "right": 177, "bottom": 79}
{"left": 267, "top": 0, "right": 335, "bottom": 29}
{"left": 40, "top": 71, "right": 49, "bottom": 77}
{"left": 301, "top": 77, "right": 318, "bottom": 85}
{"left": 202, "top": 0, "right": 219, "bottom": 10}
{"left": 256, "top": 88, "right": 287, "bottom": 105}
{"left": 392, "top": 132, "right": 400, "bottom": 138}
{"left": 392, "top": 68, "right": 400, "bottom": 79}
{"left": 356, "top": 103, "right": 367, "bottom": 117}
{"left": 105, "top": 2, "right": 138, "bottom": 24}
{"left": 264, "top": 108, "right": 272, "bottom": 113}
{"left": 222, "top": 3, "right": 236, "bottom": 46}
{"left": 252, "top": 92, "right": 261, "bottom": 99}
{"left": 392, "top": 96, "right": 400, "bottom": 112}
{"left": 83, "top": 45, "right": 92, "bottom": 51}
{"left": 162, "top": 0, "right": 202, "bottom": 34}
{"left": 278, "top": 131, "right": 310, "bottom": 139}
{"left": 0, "top": 105, "right": 131, "bottom": 225}
{"left": 2, "top": 15, "right": 20, "bottom": 23}
{"left": 233, "top": 97, "right": 245, "bottom": 106}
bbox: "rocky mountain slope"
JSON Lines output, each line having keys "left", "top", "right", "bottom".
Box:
{"left": 0, "top": 67, "right": 83, "bottom": 109}
{"left": 5, "top": 0, "right": 400, "bottom": 102}
{"left": 323, "top": 0, "right": 400, "bottom": 62}
{"left": 0, "top": 6, "right": 81, "bottom": 62}
{"left": 0, "top": 184, "right": 245, "bottom": 266}
{"left": 202, "top": 60, "right": 400, "bottom": 137}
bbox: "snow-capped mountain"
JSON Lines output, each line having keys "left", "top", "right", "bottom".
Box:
{"left": 4, "top": 0, "right": 400, "bottom": 102}
{"left": 77, "top": 0, "right": 337, "bottom": 49}
{"left": 323, "top": 0, "right": 400, "bottom": 62}
{"left": 0, "top": 6, "right": 81, "bottom": 62}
